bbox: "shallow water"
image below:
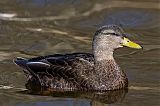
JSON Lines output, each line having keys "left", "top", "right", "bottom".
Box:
{"left": 0, "top": 0, "right": 159, "bottom": 106}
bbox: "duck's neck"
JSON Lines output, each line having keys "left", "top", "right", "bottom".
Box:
{"left": 94, "top": 50, "right": 114, "bottom": 61}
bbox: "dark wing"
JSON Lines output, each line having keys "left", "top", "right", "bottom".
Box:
{"left": 14, "top": 53, "right": 94, "bottom": 90}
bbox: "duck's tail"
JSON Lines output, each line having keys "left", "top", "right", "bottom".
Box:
{"left": 13, "top": 57, "right": 28, "bottom": 69}
{"left": 14, "top": 57, "right": 43, "bottom": 91}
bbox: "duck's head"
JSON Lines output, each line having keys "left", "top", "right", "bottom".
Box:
{"left": 93, "top": 25, "right": 142, "bottom": 60}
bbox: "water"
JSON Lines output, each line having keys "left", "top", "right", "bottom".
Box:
{"left": 0, "top": 0, "right": 159, "bottom": 106}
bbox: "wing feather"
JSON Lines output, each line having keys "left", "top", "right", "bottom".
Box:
{"left": 14, "top": 53, "right": 94, "bottom": 90}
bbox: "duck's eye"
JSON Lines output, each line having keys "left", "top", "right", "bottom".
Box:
{"left": 102, "top": 32, "right": 120, "bottom": 36}
{"left": 111, "top": 33, "right": 119, "bottom": 36}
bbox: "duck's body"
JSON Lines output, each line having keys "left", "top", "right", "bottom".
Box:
{"left": 15, "top": 53, "right": 127, "bottom": 91}
{"left": 14, "top": 25, "right": 142, "bottom": 91}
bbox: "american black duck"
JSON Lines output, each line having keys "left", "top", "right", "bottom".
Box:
{"left": 14, "top": 25, "right": 142, "bottom": 91}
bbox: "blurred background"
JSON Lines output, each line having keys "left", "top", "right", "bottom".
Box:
{"left": 0, "top": 0, "right": 159, "bottom": 106}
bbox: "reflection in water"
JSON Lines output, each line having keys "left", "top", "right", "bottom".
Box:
{"left": 18, "top": 88, "right": 128, "bottom": 105}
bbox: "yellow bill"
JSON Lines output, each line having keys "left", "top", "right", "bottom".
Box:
{"left": 122, "top": 37, "right": 142, "bottom": 49}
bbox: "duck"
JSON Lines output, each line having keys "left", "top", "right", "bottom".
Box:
{"left": 14, "top": 25, "right": 142, "bottom": 91}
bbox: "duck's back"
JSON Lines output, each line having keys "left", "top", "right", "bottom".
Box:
{"left": 14, "top": 53, "right": 94, "bottom": 91}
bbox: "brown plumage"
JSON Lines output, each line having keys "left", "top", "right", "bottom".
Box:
{"left": 14, "top": 25, "right": 142, "bottom": 91}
